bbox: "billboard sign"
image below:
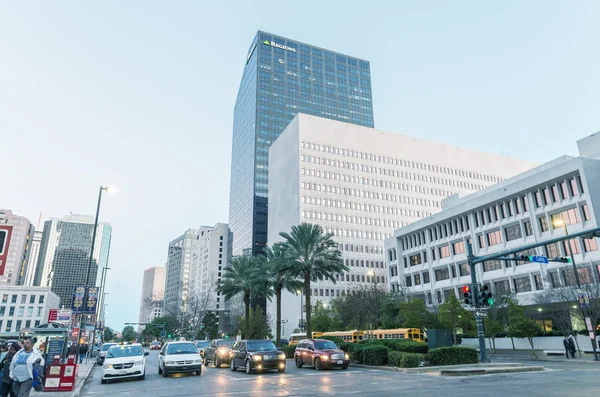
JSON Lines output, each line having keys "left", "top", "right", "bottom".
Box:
{"left": 84, "top": 287, "right": 99, "bottom": 314}
{"left": 71, "top": 287, "right": 86, "bottom": 313}
{"left": 0, "top": 225, "right": 13, "bottom": 276}
{"left": 56, "top": 309, "right": 72, "bottom": 325}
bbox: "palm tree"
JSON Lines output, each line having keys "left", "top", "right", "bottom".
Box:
{"left": 279, "top": 223, "right": 348, "bottom": 339}
{"left": 255, "top": 244, "right": 303, "bottom": 345}
{"left": 217, "top": 255, "right": 257, "bottom": 338}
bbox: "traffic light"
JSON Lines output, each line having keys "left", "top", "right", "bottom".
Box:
{"left": 480, "top": 285, "right": 493, "bottom": 306}
{"left": 553, "top": 257, "right": 572, "bottom": 263}
{"left": 517, "top": 255, "right": 532, "bottom": 262}
{"left": 462, "top": 285, "right": 473, "bottom": 305}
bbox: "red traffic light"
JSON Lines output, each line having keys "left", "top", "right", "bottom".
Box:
{"left": 462, "top": 285, "right": 470, "bottom": 293}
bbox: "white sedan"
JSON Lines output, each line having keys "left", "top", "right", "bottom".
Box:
{"left": 101, "top": 344, "right": 148, "bottom": 384}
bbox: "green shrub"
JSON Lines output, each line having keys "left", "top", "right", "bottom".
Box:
{"left": 387, "top": 351, "right": 404, "bottom": 367}
{"left": 338, "top": 342, "right": 352, "bottom": 352}
{"left": 351, "top": 344, "right": 365, "bottom": 363}
{"left": 400, "top": 353, "right": 423, "bottom": 368}
{"left": 347, "top": 343, "right": 356, "bottom": 353}
{"left": 282, "top": 345, "right": 296, "bottom": 358}
{"left": 427, "top": 346, "right": 478, "bottom": 366}
{"left": 361, "top": 345, "right": 390, "bottom": 366}
{"left": 362, "top": 339, "right": 428, "bottom": 354}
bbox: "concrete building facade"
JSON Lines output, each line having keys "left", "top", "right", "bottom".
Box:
{"left": 0, "top": 286, "right": 60, "bottom": 337}
{"left": 138, "top": 266, "right": 166, "bottom": 332}
{"left": 268, "top": 114, "right": 537, "bottom": 334}
{"left": 385, "top": 135, "right": 600, "bottom": 329}
{"left": 24, "top": 231, "right": 43, "bottom": 287}
{"left": 0, "top": 210, "right": 35, "bottom": 286}
{"left": 164, "top": 229, "right": 198, "bottom": 316}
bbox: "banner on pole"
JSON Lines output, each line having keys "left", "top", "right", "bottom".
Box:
{"left": 84, "top": 287, "right": 99, "bottom": 314}
{"left": 71, "top": 287, "right": 86, "bottom": 313}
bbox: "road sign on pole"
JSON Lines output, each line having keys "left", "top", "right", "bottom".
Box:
{"left": 531, "top": 255, "right": 549, "bottom": 264}
{"left": 475, "top": 312, "right": 488, "bottom": 318}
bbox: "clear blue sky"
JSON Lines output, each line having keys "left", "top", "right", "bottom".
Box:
{"left": 1, "top": 1, "right": 599, "bottom": 332}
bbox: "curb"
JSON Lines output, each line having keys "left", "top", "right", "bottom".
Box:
{"left": 350, "top": 362, "right": 526, "bottom": 373}
{"left": 440, "top": 366, "right": 544, "bottom": 377}
{"left": 70, "top": 364, "right": 95, "bottom": 397}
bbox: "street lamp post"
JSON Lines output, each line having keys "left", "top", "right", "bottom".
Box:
{"left": 280, "top": 320, "right": 288, "bottom": 339}
{"left": 552, "top": 218, "right": 598, "bottom": 360}
{"left": 77, "top": 186, "right": 112, "bottom": 362}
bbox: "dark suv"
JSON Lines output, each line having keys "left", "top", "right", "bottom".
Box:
{"left": 203, "top": 339, "right": 235, "bottom": 368}
{"left": 294, "top": 339, "right": 349, "bottom": 370}
{"left": 229, "top": 340, "right": 286, "bottom": 374}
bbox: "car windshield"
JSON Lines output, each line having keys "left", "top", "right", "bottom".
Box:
{"left": 247, "top": 341, "right": 277, "bottom": 351}
{"left": 196, "top": 341, "right": 210, "bottom": 348}
{"left": 101, "top": 344, "right": 117, "bottom": 352}
{"left": 167, "top": 343, "right": 198, "bottom": 355}
{"left": 151, "top": 342, "right": 160, "bottom": 346}
{"left": 106, "top": 345, "right": 143, "bottom": 358}
{"left": 314, "top": 341, "right": 338, "bottom": 350}
{"left": 216, "top": 340, "right": 234, "bottom": 348}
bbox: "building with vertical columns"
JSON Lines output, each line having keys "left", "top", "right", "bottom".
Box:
{"left": 24, "top": 231, "right": 43, "bottom": 286}
{"left": 386, "top": 134, "right": 600, "bottom": 328}
{"left": 268, "top": 114, "right": 537, "bottom": 334}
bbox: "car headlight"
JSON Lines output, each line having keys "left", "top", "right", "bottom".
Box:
{"left": 345, "top": 354, "right": 349, "bottom": 360}
{"left": 103, "top": 364, "right": 112, "bottom": 369}
{"left": 134, "top": 361, "right": 143, "bottom": 366}
{"left": 219, "top": 349, "right": 228, "bottom": 355}
{"left": 321, "top": 355, "right": 329, "bottom": 361}
{"left": 165, "top": 361, "right": 174, "bottom": 365}
{"left": 193, "top": 359, "right": 201, "bottom": 364}
{"left": 253, "top": 355, "right": 262, "bottom": 361}
{"left": 279, "top": 354, "right": 286, "bottom": 360}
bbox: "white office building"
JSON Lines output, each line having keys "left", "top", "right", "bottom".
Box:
{"left": 24, "top": 231, "right": 43, "bottom": 287}
{"left": 164, "top": 229, "right": 198, "bottom": 315}
{"left": 0, "top": 210, "right": 35, "bottom": 286}
{"left": 268, "top": 114, "right": 537, "bottom": 333}
{"left": 0, "top": 286, "right": 60, "bottom": 337}
{"left": 189, "top": 223, "right": 232, "bottom": 333}
{"left": 385, "top": 133, "right": 600, "bottom": 326}
{"left": 138, "top": 266, "right": 166, "bottom": 332}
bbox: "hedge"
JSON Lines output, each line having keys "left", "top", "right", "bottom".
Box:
{"left": 359, "top": 339, "right": 428, "bottom": 354}
{"left": 361, "top": 345, "right": 389, "bottom": 366}
{"left": 387, "top": 351, "right": 424, "bottom": 368}
{"left": 427, "top": 346, "right": 478, "bottom": 366}
{"left": 338, "top": 342, "right": 352, "bottom": 353}
{"left": 282, "top": 345, "right": 296, "bottom": 358}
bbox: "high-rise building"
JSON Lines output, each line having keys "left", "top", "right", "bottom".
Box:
{"left": 267, "top": 114, "right": 538, "bottom": 333}
{"left": 164, "top": 229, "right": 198, "bottom": 316}
{"left": 24, "top": 231, "right": 43, "bottom": 286}
{"left": 138, "top": 266, "right": 166, "bottom": 332}
{"left": 229, "top": 31, "right": 375, "bottom": 257}
{"left": 189, "top": 223, "right": 232, "bottom": 333}
{"left": 0, "top": 210, "right": 35, "bottom": 286}
{"left": 385, "top": 133, "right": 600, "bottom": 324}
{"left": 33, "top": 214, "right": 112, "bottom": 307}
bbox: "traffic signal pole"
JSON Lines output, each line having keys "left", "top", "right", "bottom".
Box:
{"left": 467, "top": 242, "right": 489, "bottom": 363}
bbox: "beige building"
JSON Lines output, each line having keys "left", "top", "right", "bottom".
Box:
{"left": 0, "top": 210, "right": 35, "bottom": 286}
{"left": 138, "top": 266, "right": 166, "bottom": 331}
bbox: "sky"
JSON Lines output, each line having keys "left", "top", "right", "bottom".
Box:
{"left": 1, "top": 1, "right": 599, "bottom": 332}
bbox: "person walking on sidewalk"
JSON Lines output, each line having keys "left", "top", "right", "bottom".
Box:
{"left": 79, "top": 343, "right": 88, "bottom": 364}
{"left": 567, "top": 334, "right": 577, "bottom": 358}
{"left": 2, "top": 344, "right": 18, "bottom": 397}
{"left": 9, "top": 338, "right": 44, "bottom": 397}
{"left": 563, "top": 336, "right": 571, "bottom": 358}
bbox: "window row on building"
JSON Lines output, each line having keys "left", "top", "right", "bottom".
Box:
{"left": 300, "top": 141, "right": 504, "bottom": 184}
{"left": 2, "top": 294, "right": 45, "bottom": 305}
{"left": 301, "top": 206, "right": 413, "bottom": 230}
{"left": 0, "top": 306, "right": 45, "bottom": 318}
{"left": 1, "top": 319, "right": 41, "bottom": 333}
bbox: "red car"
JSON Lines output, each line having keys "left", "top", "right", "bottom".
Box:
{"left": 294, "top": 339, "right": 349, "bottom": 370}
{"left": 150, "top": 342, "right": 161, "bottom": 350}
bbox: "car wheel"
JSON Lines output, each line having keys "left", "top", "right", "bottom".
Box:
{"left": 158, "top": 365, "right": 163, "bottom": 375}
{"left": 101, "top": 379, "right": 107, "bottom": 384}
{"left": 314, "top": 358, "right": 322, "bottom": 371}
{"left": 140, "top": 372, "right": 145, "bottom": 380}
{"left": 245, "top": 359, "right": 252, "bottom": 374}
{"left": 341, "top": 364, "right": 349, "bottom": 370}
{"left": 295, "top": 356, "right": 303, "bottom": 368}
{"left": 203, "top": 356, "right": 209, "bottom": 366}
{"left": 162, "top": 367, "right": 168, "bottom": 378}
{"left": 278, "top": 366, "right": 286, "bottom": 373}
{"left": 230, "top": 359, "right": 237, "bottom": 371}
{"left": 215, "top": 355, "right": 221, "bottom": 368}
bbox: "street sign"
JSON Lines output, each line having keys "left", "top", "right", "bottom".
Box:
{"left": 585, "top": 317, "right": 593, "bottom": 332}
{"left": 48, "top": 309, "right": 58, "bottom": 323}
{"left": 531, "top": 255, "right": 548, "bottom": 264}
{"left": 56, "top": 309, "right": 72, "bottom": 326}
{"left": 475, "top": 312, "right": 488, "bottom": 318}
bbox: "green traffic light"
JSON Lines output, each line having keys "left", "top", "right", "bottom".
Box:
{"left": 488, "top": 298, "right": 494, "bottom": 306}
{"left": 527, "top": 256, "right": 533, "bottom": 262}
{"left": 567, "top": 258, "right": 572, "bottom": 263}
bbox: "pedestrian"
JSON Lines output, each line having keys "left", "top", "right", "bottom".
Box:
{"left": 563, "top": 336, "right": 571, "bottom": 358}
{"left": 79, "top": 343, "right": 88, "bottom": 364}
{"left": 568, "top": 334, "right": 576, "bottom": 359}
{"left": 2, "top": 344, "right": 18, "bottom": 397}
{"left": 9, "top": 338, "right": 44, "bottom": 397}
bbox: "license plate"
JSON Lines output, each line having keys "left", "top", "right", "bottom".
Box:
{"left": 119, "top": 370, "right": 126, "bottom": 375}
{"left": 337, "top": 360, "right": 343, "bottom": 364}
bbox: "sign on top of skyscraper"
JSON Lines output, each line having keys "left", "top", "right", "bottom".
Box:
{"left": 229, "top": 31, "right": 375, "bottom": 257}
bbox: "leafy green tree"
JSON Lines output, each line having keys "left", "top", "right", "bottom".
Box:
{"left": 200, "top": 311, "right": 219, "bottom": 340}
{"left": 103, "top": 327, "right": 114, "bottom": 342}
{"left": 218, "top": 255, "right": 258, "bottom": 338}
{"left": 484, "top": 318, "right": 504, "bottom": 352}
{"left": 237, "top": 306, "right": 272, "bottom": 339}
{"left": 398, "top": 299, "right": 438, "bottom": 329}
{"left": 141, "top": 315, "right": 180, "bottom": 341}
{"left": 311, "top": 301, "right": 333, "bottom": 332}
{"left": 121, "top": 325, "right": 137, "bottom": 342}
{"left": 330, "top": 286, "right": 387, "bottom": 333}
{"left": 437, "top": 294, "right": 474, "bottom": 345}
{"left": 255, "top": 244, "right": 303, "bottom": 345}
{"left": 279, "top": 223, "right": 348, "bottom": 338}
{"left": 507, "top": 299, "right": 542, "bottom": 357}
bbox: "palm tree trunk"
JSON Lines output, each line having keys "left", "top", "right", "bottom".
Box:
{"left": 276, "top": 287, "right": 282, "bottom": 345}
{"left": 244, "top": 290, "right": 250, "bottom": 339}
{"left": 305, "top": 273, "right": 311, "bottom": 339}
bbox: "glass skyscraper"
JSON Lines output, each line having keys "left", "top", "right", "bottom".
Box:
{"left": 229, "top": 31, "right": 375, "bottom": 256}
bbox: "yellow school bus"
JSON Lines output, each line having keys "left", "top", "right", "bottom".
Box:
{"left": 316, "top": 330, "right": 364, "bottom": 343}
{"left": 362, "top": 328, "right": 424, "bottom": 341}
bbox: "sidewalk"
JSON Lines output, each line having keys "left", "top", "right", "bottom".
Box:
{"left": 487, "top": 349, "right": 600, "bottom": 363}
{"left": 31, "top": 362, "right": 95, "bottom": 397}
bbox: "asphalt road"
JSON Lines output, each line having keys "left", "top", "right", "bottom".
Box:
{"left": 80, "top": 350, "right": 600, "bottom": 397}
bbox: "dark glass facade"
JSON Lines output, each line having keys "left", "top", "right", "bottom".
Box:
{"left": 229, "top": 31, "right": 375, "bottom": 256}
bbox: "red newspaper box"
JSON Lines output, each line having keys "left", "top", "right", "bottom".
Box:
{"left": 44, "top": 363, "right": 77, "bottom": 392}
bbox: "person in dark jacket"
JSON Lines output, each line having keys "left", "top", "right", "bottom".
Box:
{"left": 79, "top": 344, "right": 88, "bottom": 364}
{"left": 2, "top": 344, "right": 18, "bottom": 397}
{"left": 567, "top": 334, "right": 577, "bottom": 358}
{"left": 562, "top": 336, "right": 571, "bottom": 358}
